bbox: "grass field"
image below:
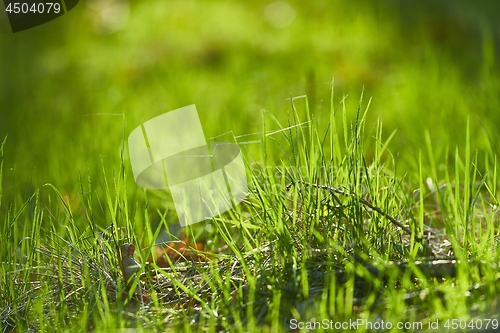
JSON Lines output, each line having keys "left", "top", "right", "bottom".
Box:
{"left": 1, "top": 1, "right": 500, "bottom": 332}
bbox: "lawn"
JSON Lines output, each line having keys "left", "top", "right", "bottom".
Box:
{"left": 1, "top": 1, "right": 500, "bottom": 332}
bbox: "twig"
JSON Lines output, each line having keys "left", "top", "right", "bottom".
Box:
{"left": 286, "top": 181, "right": 435, "bottom": 257}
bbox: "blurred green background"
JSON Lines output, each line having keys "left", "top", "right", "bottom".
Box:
{"left": 1, "top": 0, "right": 499, "bottom": 202}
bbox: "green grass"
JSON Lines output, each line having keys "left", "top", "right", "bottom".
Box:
{"left": 2, "top": 1, "right": 500, "bottom": 332}
{"left": 2, "top": 86, "right": 500, "bottom": 332}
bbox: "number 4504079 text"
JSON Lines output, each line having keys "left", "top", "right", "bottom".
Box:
{"left": 5, "top": 3, "right": 61, "bottom": 14}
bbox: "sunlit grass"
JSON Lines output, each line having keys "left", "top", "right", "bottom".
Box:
{"left": 2, "top": 86, "right": 500, "bottom": 332}
{"left": 1, "top": 1, "right": 500, "bottom": 332}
